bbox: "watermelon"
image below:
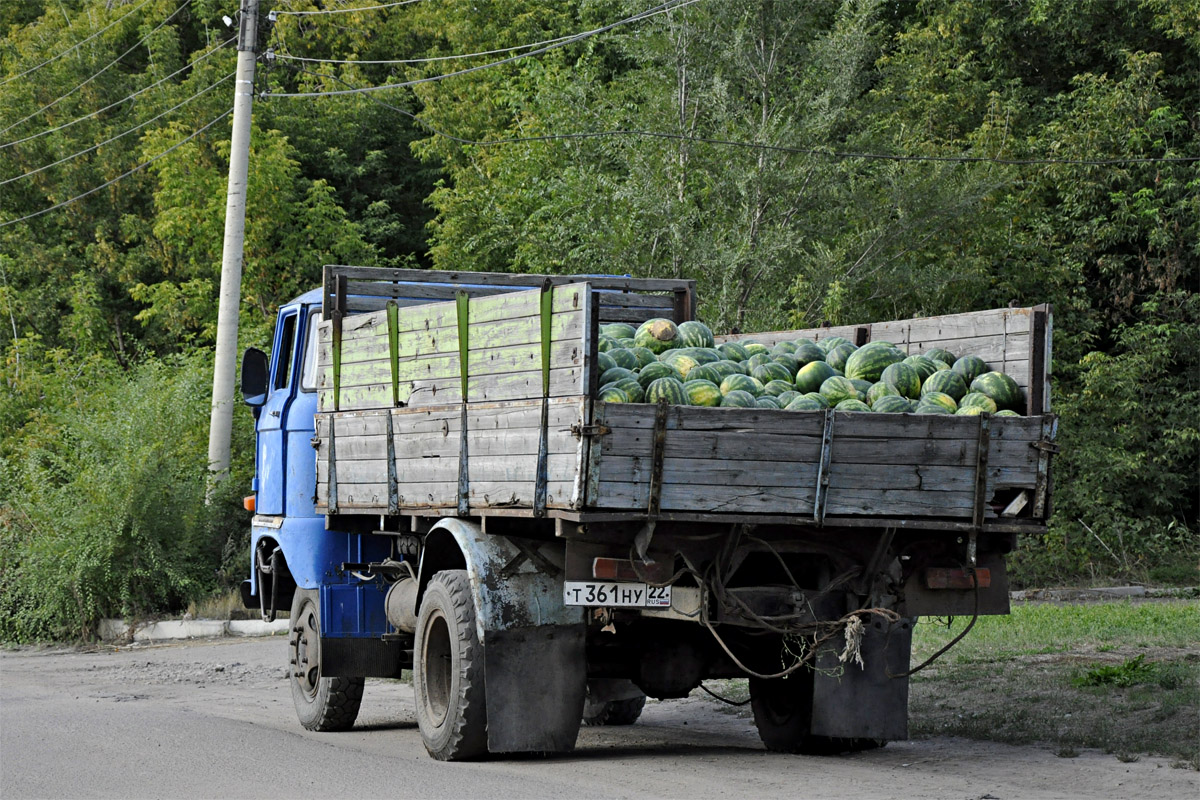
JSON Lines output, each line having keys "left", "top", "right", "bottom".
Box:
{"left": 645, "top": 377, "right": 687, "bottom": 404}
{"left": 803, "top": 392, "right": 831, "bottom": 408}
{"left": 742, "top": 342, "right": 770, "bottom": 356}
{"left": 608, "top": 377, "right": 645, "bottom": 403}
{"left": 903, "top": 355, "right": 939, "bottom": 381}
{"left": 819, "top": 376, "right": 859, "bottom": 406}
{"left": 816, "top": 336, "right": 849, "bottom": 354}
{"left": 970, "top": 371, "right": 1023, "bottom": 412}
{"left": 599, "top": 366, "right": 637, "bottom": 386}
{"left": 634, "top": 318, "right": 680, "bottom": 354}
{"left": 753, "top": 362, "right": 793, "bottom": 385}
{"left": 932, "top": 359, "right": 952, "bottom": 372}
{"left": 598, "top": 386, "right": 630, "bottom": 403}
{"left": 684, "top": 380, "right": 723, "bottom": 407}
{"left": 617, "top": 338, "right": 636, "bottom": 348}
{"left": 835, "top": 398, "right": 872, "bottom": 412}
{"left": 687, "top": 347, "right": 723, "bottom": 365}
{"left": 872, "top": 395, "right": 914, "bottom": 414}
{"left": 919, "top": 391, "right": 958, "bottom": 414}
{"left": 955, "top": 406, "right": 987, "bottom": 416}
{"left": 747, "top": 353, "right": 773, "bottom": 372}
{"left": 915, "top": 401, "right": 952, "bottom": 414}
{"left": 596, "top": 351, "right": 617, "bottom": 375}
{"left": 959, "top": 392, "right": 998, "bottom": 413}
{"left": 924, "top": 347, "right": 956, "bottom": 366}
{"left": 659, "top": 350, "right": 701, "bottom": 379}
{"left": 845, "top": 341, "right": 905, "bottom": 382}
{"left": 601, "top": 322, "right": 637, "bottom": 340}
{"left": 849, "top": 378, "right": 873, "bottom": 396}
{"left": 824, "top": 342, "right": 858, "bottom": 372}
{"left": 784, "top": 396, "right": 824, "bottom": 411}
{"left": 795, "top": 361, "right": 838, "bottom": 393}
{"left": 631, "top": 346, "right": 659, "bottom": 368}
{"left": 776, "top": 390, "right": 799, "bottom": 406}
{"left": 685, "top": 364, "right": 722, "bottom": 384}
{"left": 717, "top": 341, "right": 749, "bottom": 361}
{"left": 792, "top": 341, "right": 825, "bottom": 366}
{"left": 881, "top": 362, "right": 922, "bottom": 399}
{"left": 756, "top": 396, "right": 782, "bottom": 409}
{"left": 636, "top": 361, "right": 682, "bottom": 389}
{"left": 677, "top": 320, "right": 715, "bottom": 349}
{"left": 597, "top": 335, "right": 617, "bottom": 353}
{"left": 721, "top": 390, "right": 758, "bottom": 408}
{"left": 951, "top": 354, "right": 988, "bottom": 383}
{"left": 712, "top": 360, "right": 746, "bottom": 378}
{"left": 771, "top": 353, "right": 801, "bottom": 376}
{"left": 763, "top": 379, "right": 794, "bottom": 397}
{"left": 720, "top": 374, "right": 764, "bottom": 398}
{"left": 608, "top": 348, "right": 639, "bottom": 371}
{"left": 772, "top": 341, "right": 799, "bottom": 355}
{"left": 994, "top": 409, "right": 1021, "bottom": 417}
{"left": 921, "top": 370, "right": 969, "bottom": 402}
{"left": 866, "top": 381, "right": 899, "bottom": 406}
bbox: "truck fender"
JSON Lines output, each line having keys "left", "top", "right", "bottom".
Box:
{"left": 417, "top": 518, "right": 587, "bottom": 753}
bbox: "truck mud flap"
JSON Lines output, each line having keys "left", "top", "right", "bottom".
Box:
{"left": 484, "top": 624, "right": 586, "bottom": 753}
{"left": 810, "top": 618, "right": 912, "bottom": 741}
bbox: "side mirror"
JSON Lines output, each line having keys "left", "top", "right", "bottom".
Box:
{"left": 241, "top": 347, "right": 269, "bottom": 406}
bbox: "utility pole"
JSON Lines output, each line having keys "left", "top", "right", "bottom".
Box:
{"left": 207, "top": 0, "right": 259, "bottom": 487}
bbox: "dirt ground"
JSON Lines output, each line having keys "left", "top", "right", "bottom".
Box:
{"left": 2, "top": 636, "right": 1196, "bottom": 799}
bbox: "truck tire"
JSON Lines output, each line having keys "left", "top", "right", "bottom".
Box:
{"left": 289, "top": 589, "right": 364, "bottom": 732}
{"left": 749, "top": 675, "right": 885, "bottom": 754}
{"left": 582, "top": 695, "right": 646, "bottom": 726}
{"left": 414, "top": 570, "right": 488, "bottom": 761}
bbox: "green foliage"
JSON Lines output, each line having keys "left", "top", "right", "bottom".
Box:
{"left": 1073, "top": 654, "right": 1159, "bottom": 688}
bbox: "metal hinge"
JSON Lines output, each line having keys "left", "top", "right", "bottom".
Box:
{"left": 570, "top": 423, "right": 611, "bottom": 438}
{"left": 1029, "top": 441, "right": 1060, "bottom": 454}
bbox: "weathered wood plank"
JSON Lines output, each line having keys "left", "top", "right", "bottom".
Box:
{"left": 326, "top": 265, "right": 695, "bottom": 294}
{"left": 714, "top": 325, "right": 864, "bottom": 348}
{"left": 318, "top": 367, "right": 584, "bottom": 411}
{"left": 326, "top": 452, "right": 579, "bottom": 485}
{"left": 598, "top": 403, "right": 828, "bottom": 436}
{"left": 595, "top": 291, "right": 676, "bottom": 310}
{"left": 320, "top": 339, "right": 584, "bottom": 389}
{"left": 591, "top": 481, "right": 817, "bottom": 514}
{"left": 317, "top": 480, "right": 578, "bottom": 510}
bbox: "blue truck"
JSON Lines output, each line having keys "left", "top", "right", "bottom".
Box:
{"left": 239, "top": 265, "right": 1055, "bottom": 760}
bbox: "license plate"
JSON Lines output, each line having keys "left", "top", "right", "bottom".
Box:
{"left": 563, "top": 581, "right": 671, "bottom": 608}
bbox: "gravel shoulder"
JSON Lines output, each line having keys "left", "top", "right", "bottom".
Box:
{"left": 2, "top": 637, "right": 1196, "bottom": 800}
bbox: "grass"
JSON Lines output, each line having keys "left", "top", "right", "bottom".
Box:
{"left": 185, "top": 588, "right": 271, "bottom": 621}
{"left": 908, "top": 600, "right": 1200, "bottom": 768}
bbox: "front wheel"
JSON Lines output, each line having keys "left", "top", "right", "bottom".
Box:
{"left": 289, "top": 589, "right": 364, "bottom": 732}
{"left": 414, "top": 570, "right": 488, "bottom": 761}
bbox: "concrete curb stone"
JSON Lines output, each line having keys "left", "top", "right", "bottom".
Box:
{"left": 99, "top": 618, "right": 290, "bottom": 642}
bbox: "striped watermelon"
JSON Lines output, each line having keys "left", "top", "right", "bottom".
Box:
{"left": 918, "top": 391, "right": 958, "bottom": 413}
{"left": 792, "top": 341, "right": 825, "bottom": 366}
{"left": 659, "top": 350, "right": 701, "bottom": 379}
{"left": 607, "top": 377, "right": 644, "bottom": 403}
{"left": 598, "top": 335, "right": 617, "bottom": 353}
{"left": 598, "top": 386, "right": 630, "bottom": 403}
{"left": 636, "top": 361, "right": 682, "bottom": 389}
{"left": 645, "top": 377, "right": 687, "bottom": 404}
{"left": 951, "top": 354, "right": 988, "bottom": 383}
{"left": 753, "top": 362, "right": 793, "bottom": 384}
{"left": 795, "top": 361, "right": 837, "bottom": 394}
{"left": 824, "top": 342, "right": 857, "bottom": 372}
{"left": 677, "top": 320, "right": 715, "bottom": 348}
{"left": 617, "top": 338, "right": 635, "bottom": 348}
{"left": 819, "top": 376, "right": 859, "bottom": 406}
{"left": 921, "top": 370, "right": 969, "bottom": 402}
{"left": 776, "top": 390, "right": 799, "bottom": 406}
{"left": 720, "top": 374, "right": 764, "bottom": 397}
{"left": 924, "top": 347, "right": 956, "bottom": 366}
{"left": 817, "top": 336, "right": 849, "bottom": 354}
{"left": 845, "top": 341, "right": 905, "bottom": 382}
{"left": 721, "top": 390, "right": 758, "bottom": 408}
{"left": 712, "top": 360, "right": 746, "bottom": 378}
{"left": 600, "top": 366, "right": 637, "bottom": 386}
{"left": 970, "top": 372, "right": 1023, "bottom": 412}
{"left": 994, "top": 409, "right": 1021, "bottom": 417}
{"left": 903, "top": 354, "right": 939, "bottom": 381}
{"left": 687, "top": 347, "right": 724, "bottom": 365}
{"left": 872, "top": 395, "right": 913, "bottom": 414}
{"left": 772, "top": 341, "right": 799, "bottom": 355}
{"left": 959, "top": 392, "right": 998, "bottom": 413}
{"left": 634, "top": 318, "right": 680, "bottom": 354}
{"left": 601, "top": 322, "right": 638, "bottom": 340}
{"left": 597, "top": 351, "right": 617, "bottom": 375}
{"left": 685, "top": 364, "right": 722, "bottom": 384}
{"left": 955, "top": 406, "right": 987, "bottom": 416}
{"left": 785, "top": 396, "right": 825, "bottom": 411}
{"left": 803, "top": 392, "right": 831, "bottom": 408}
{"left": 835, "top": 398, "right": 872, "bottom": 412}
{"left": 756, "top": 396, "right": 782, "bottom": 409}
{"left": 742, "top": 342, "right": 770, "bottom": 356}
{"left": 684, "top": 380, "right": 723, "bottom": 407}
{"left": 763, "top": 379, "right": 794, "bottom": 397}
{"left": 717, "top": 341, "right": 749, "bottom": 361}
{"left": 866, "top": 381, "right": 899, "bottom": 406}
{"left": 608, "top": 348, "right": 639, "bottom": 370}
{"left": 772, "top": 353, "right": 801, "bottom": 376}
{"left": 631, "top": 346, "right": 659, "bottom": 368}
{"left": 881, "top": 362, "right": 922, "bottom": 399}
{"left": 747, "top": 353, "right": 773, "bottom": 372}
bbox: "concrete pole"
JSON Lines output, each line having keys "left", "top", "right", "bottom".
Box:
{"left": 207, "top": 0, "right": 259, "bottom": 485}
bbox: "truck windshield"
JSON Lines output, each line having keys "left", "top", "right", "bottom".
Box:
{"left": 300, "top": 311, "right": 320, "bottom": 392}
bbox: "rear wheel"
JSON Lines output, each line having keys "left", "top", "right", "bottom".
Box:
{"left": 582, "top": 694, "right": 646, "bottom": 726}
{"left": 749, "top": 673, "right": 884, "bottom": 754}
{"left": 414, "top": 570, "right": 488, "bottom": 761}
{"left": 289, "top": 589, "right": 364, "bottom": 732}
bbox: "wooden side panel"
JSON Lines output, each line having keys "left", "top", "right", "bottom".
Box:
{"left": 315, "top": 399, "right": 588, "bottom": 514}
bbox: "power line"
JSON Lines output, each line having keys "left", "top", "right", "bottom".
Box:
{"left": 287, "top": 66, "right": 1200, "bottom": 167}
{"left": 0, "top": 107, "right": 232, "bottom": 230}
{"left": 0, "top": 0, "right": 193, "bottom": 138}
{"left": 0, "top": 0, "right": 155, "bottom": 88}
{"left": 265, "top": 0, "right": 704, "bottom": 98}
{"left": 271, "top": 29, "right": 585, "bottom": 65}
{"left": 272, "top": 0, "right": 422, "bottom": 15}
{"left": 0, "top": 37, "right": 236, "bottom": 151}
{"left": 1, "top": 71, "right": 234, "bottom": 186}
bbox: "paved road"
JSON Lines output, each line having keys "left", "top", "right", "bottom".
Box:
{"left": 2, "top": 637, "right": 1194, "bottom": 799}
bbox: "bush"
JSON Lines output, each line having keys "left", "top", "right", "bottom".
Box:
{"left": 0, "top": 352, "right": 252, "bottom": 641}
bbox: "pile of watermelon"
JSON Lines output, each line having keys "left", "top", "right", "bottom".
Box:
{"left": 595, "top": 318, "right": 1025, "bottom": 416}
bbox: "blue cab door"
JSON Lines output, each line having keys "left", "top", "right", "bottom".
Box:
{"left": 256, "top": 308, "right": 300, "bottom": 515}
